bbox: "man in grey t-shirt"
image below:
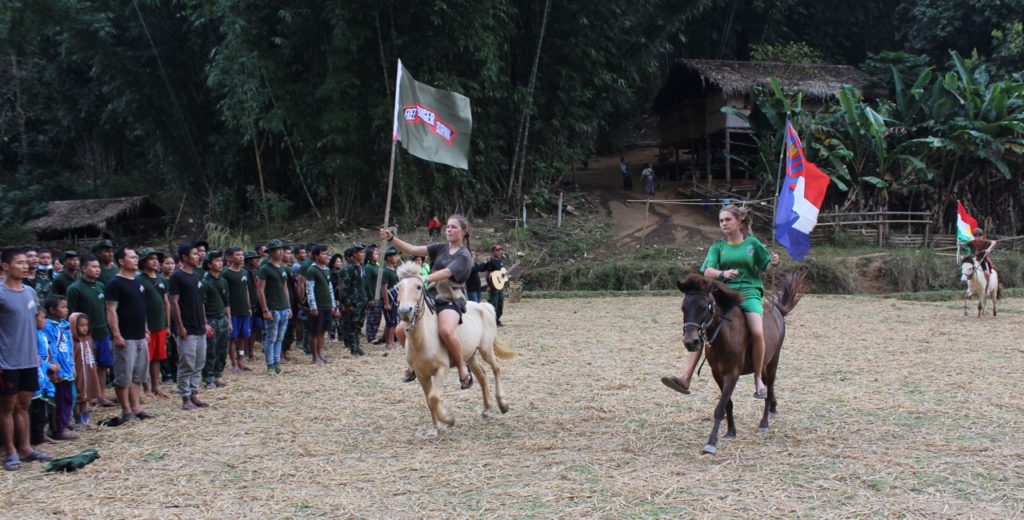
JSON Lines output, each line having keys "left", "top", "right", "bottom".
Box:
{"left": 0, "top": 249, "right": 51, "bottom": 470}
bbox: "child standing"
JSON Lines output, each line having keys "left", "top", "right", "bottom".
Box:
{"left": 43, "top": 295, "right": 76, "bottom": 440}
{"left": 69, "top": 312, "right": 102, "bottom": 428}
{"left": 30, "top": 309, "right": 57, "bottom": 446}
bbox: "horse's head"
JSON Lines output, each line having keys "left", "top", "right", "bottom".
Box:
{"left": 676, "top": 274, "right": 744, "bottom": 352}
{"left": 396, "top": 260, "right": 425, "bottom": 324}
{"left": 960, "top": 257, "right": 976, "bottom": 285}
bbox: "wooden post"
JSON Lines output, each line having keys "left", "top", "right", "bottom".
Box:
{"left": 640, "top": 199, "right": 650, "bottom": 247}
{"left": 705, "top": 136, "right": 712, "bottom": 188}
{"left": 557, "top": 192, "right": 563, "bottom": 228}
{"left": 724, "top": 128, "right": 731, "bottom": 185}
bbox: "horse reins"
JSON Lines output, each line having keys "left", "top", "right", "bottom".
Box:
{"left": 401, "top": 277, "right": 435, "bottom": 332}
{"left": 683, "top": 292, "right": 736, "bottom": 376}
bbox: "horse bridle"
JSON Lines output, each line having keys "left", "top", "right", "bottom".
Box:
{"left": 682, "top": 292, "right": 734, "bottom": 347}
{"left": 400, "top": 277, "right": 434, "bottom": 332}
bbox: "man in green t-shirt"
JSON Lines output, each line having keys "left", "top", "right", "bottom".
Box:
{"left": 66, "top": 254, "right": 115, "bottom": 406}
{"left": 138, "top": 248, "right": 171, "bottom": 399}
{"left": 201, "top": 251, "right": 231, "bottom": 388}
{"left": 381, "top": 246, "right": 402, "bottom": 352}
{"left": 222, "top": 247, "right": 252, "bottom": 372}
{"left": 304, "top": 244, "right": 337, "bottom": 365}
{"left": 243, "top": 251, "right": 261, "bottom": 364}
{"left": 51, "top": 251, "right": 80, "bottom": 296}
{"left": 92, "top": 239, "right": 118, "bottom": 285}
{"left": 256, "top": 240, "right": 291, "bottom": 373}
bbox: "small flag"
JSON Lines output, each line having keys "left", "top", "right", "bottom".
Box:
{"left": 774, "top": 121, "right": 831, "bottom": 261}
{"left": 956, "top": 201, "right": 977, "bottom": 243}
{"left": 391, "top": 59, "right": 473, "bottom": 169}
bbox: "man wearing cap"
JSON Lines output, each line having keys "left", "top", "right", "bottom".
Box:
{"left": 169, "top": 242, "right": 212, "bottom": 410}
{"left": 243, "top": 251, "right": 262, "bottom": 363}
{"left": 66, "top": 253, "right": 116, "bottom": 406}
{"left": 222, "top": 248, "right": 252, "bottom": 372}
{"left": 31, "top": 248, "right": 55, "bottom": 300}
{"left": 304, "top": 244, "right": 336, "bottom": 365}
{"left": 339, "top": 244, "right": 368, "bottom": 356}
{"left": 482, "top": 244, "right": 506, "bottom": 326}
{"left": 280, "top": 246, "right": 302, "bottom": 362}
{"left": 138, "top": 248, "right": 171, "bottom": 399}
{"left": 193, "top": 241, "right": 209, "bottom": 278}
{"left": 256, "top": 240, "right": 291, "bottom": 374}
{"left": 51, "top": 252, "right": 80, "bottom": 297}
{"left": 363, "top": 244, "right": 385, "bottom": 345}
{"left": 381, "top": 246, "right": 402, "bottom": 352}
{"left": 201, "top": 251, "right": 231, "bottom": 389}
{"left": 105, "top": 247, "right": 155, "bottom": 421}
{"left": 92, "top": 239, "right": 118, "bottom": 286}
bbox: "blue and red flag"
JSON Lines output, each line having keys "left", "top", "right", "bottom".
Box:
{"left": 774, "top": 121, "right": 831, "bottom": 261}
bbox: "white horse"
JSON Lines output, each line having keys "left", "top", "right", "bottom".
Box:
{"left": 960, "top": 257, "right": 1000, "bottom": 318}
{"left": 395, "top": 261, "right": 514, "bottom": 437}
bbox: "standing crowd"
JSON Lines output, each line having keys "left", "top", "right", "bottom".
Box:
{"left": 0, "top": 218, "right": 508, "bottom": 471}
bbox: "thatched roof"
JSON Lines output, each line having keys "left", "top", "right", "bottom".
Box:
{"left": 24, "top": 196, "right": 165, "bottom": 237}
{"left": 653, "top": 59, "right": 872, "bottom": 111}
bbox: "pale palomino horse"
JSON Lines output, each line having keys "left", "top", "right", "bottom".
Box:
{"left": 395, "top": 261, "right": 514, "bottom": 436}
{"left": 960, "top": 256, "right": 1000, "bottom": 318}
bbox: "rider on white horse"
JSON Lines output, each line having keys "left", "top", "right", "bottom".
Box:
{"left": 964, "top": 228, "right": 997, "bottom": 281}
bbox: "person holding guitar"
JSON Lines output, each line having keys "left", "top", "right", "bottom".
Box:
{"left": 482, "top": 244, "right": 506, "bottom": 327}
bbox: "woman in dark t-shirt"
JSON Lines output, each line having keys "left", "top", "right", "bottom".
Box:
{"left": 381, "top": 214, "right": 475, "bottom": 390}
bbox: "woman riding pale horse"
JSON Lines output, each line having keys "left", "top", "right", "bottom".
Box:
{"left": 381, "top": 218, "right": 514, "bottom": 435}
{"left": 961, "top": 227, "right": 1001, "bottom": 318}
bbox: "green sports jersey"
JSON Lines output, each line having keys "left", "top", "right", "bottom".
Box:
{"left": 66, "top": 279, "right": 110, "bottom": 339}
{"left": 202, "top": 272, "right": 230, "bottom": 318}
{"left": 257, "top": 262, "right": 289, "bottom": 311}
{"left": 138, "top": 272, "right": 169, "bottom": 331}
{"left": 699, "top": 236, "right": 771, "bottom": 293}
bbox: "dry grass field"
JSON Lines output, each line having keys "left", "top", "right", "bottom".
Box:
{"left": 3, "top": 294, "right": 1024, "bottom": 518}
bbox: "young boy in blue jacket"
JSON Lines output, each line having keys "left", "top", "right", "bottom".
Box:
{"left": 30, "top": 309, "right": 57, "bottom": 446}
{"left": 43, "top": 295, "right": 76, "bottom": 440}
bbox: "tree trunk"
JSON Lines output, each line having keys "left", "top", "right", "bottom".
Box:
{"left": 509, "top": 0, "right": 551, "bottom": 209}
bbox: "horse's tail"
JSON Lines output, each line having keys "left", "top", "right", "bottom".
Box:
{"left": 493, "top": 336, "right": 516, "bottom": 360}
{"left": 772, "top": 270, "right": 808, "bottom": 317}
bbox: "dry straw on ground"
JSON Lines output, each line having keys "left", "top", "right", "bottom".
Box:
{"left": 3, "top": 294, "right": 1023, "bottom": 518}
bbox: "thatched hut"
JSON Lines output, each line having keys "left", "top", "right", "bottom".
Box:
{"left": 652, "top": 59, "right": 871, "bottom": 185}
{"left": 24, "top": 196, "right": 166, "bottom": 241}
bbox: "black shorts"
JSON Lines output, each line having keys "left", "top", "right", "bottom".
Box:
{"left": 306, "top": 310, "right": 333, "bottom": 334}
{"left": 0, "top": 367, "right": 39, "bottom": 396}
{"left": 435, "top": 300, "right": 466, "bottom": 324}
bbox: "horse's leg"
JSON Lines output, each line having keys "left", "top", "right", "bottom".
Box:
{"left": 703, "top": 374, "right": 737, "bottom": 455}
{"left": 723, "top": 399, "right": 736, "bottom": 439}
{"left": 469, "top": 355, "right": 493, "bottom": 417}
{"left": 480, "top": 342, "right": 509, "bottom": 414}
{"left": 417, "top": 372, "right": 441, "bottom": 437}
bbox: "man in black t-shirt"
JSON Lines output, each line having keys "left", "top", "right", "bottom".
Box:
{"left": 105, "top": 247, "right": 154, "bottom": 421}
{"left": 482, "top": 244, "right": 506, "bottom": 326}
{"left": 169, "top": 242, "right": 212, "bottom": 411}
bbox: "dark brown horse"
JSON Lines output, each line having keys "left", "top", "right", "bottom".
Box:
{"left": 677, "top": 271, "right": 806, "bottom": 455}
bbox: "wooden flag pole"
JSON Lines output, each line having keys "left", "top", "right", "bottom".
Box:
{"left": 769, "top": 117, "right": 788, "bottom": 294}
{"left": 375, "top": 59, "right": 404, "bottom": 305}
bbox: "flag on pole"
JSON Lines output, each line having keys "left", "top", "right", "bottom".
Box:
{"left": 391, "top": 59, "right": 473, "bottom": 169}
{"left": 956, "top": 201, "right": 977, "bottom": 243}
{"left": 774, "top": 121, "right": 831, "bottom": 261}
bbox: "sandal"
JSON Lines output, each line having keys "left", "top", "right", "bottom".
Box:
{"left": 3, "top": 454, "right": 22, "bottom": 471}
{"left": 661, "top": 376, "right": 690, "bottom": 395}
{"left": 459, "top": 370, "right": 473, "bottom": 390}
{"left": 23, "top": 449, "right": 53, "bottom": 462}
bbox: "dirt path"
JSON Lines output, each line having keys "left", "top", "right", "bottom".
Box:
{"left": 575, "top": 148, "right": 721, "bottom": 251}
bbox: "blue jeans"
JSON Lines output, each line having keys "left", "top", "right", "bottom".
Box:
{"left": 467, "top": 290, "right": 481, "bottom": 303}
{"left": 263, "top": 309, "right": 290, "bottom": 366}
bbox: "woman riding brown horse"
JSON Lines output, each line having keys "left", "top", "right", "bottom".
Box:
{"left": 675, "top": 271, "right": 806, "bottom": 455}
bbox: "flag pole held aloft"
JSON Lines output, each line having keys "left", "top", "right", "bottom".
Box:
{"left": 773, "top": 120, "right": 830, "bottom": 261}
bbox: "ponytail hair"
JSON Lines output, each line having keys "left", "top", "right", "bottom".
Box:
{"left": 448, "top": 214, "right": 473, "bottom": 254}
{"left": 721, "top": 204, "right": 753, "bottom": 237}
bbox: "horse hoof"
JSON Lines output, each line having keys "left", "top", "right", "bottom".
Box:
{"left": 499, "top": 403, "right": 510, "bottom": 414}
{"left": 417, "top": 428, "right": 438, "bottom": 439}
{"left": 481, "top": 411, "right": 491, "bottom": 419}
{"left": 769, "top": 411, "right": 779, "bottom": 418}
{"left": 702, "top": 444, "right": 717, "bottom": 455}
{"left": 444, "top": 418, "right": 455, "bottom": 428}
{"left": 723, "top": 432, "right": 736, "bottom": 440}
{"left": 757, "top": 426, "right": 769, "bottom": 433}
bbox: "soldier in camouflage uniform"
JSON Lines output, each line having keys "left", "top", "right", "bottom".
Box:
{"left": 339, "top": 244, "right": 368, "bottom": 356}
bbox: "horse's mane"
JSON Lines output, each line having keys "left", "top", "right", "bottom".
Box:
{"left": 961, "top": 256, "right": 975, "bottom": 265}
{"left": 397, "top": 260, "right": 421, "bottom": 279}
{"left": 677, "top": 273, "right": 745, "bottom": 312}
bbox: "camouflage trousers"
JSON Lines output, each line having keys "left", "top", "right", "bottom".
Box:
{"left": 341, "top": 305, "right": 367, "bottom": 352}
